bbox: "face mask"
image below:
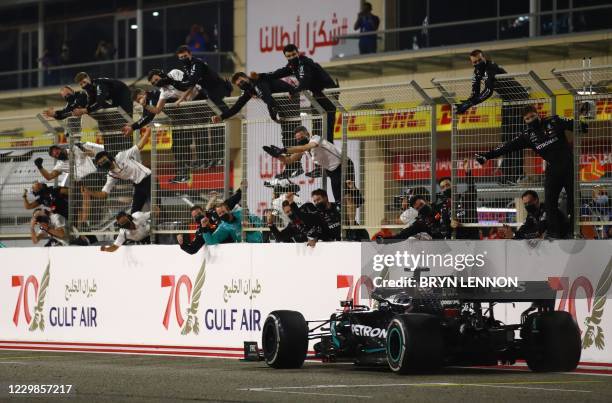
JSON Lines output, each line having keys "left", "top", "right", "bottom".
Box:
{"left": 63, "top": 94, "right": 72, "bottom": 101}
{"left": 474, "top": 59, "right": 486, "bottom": 69}
{"left": 97, "top": 159, "right": 113, "bottom": 172}
{"left": 83, "top": 83, "right": 94, "bottom": 92}
{"left": 595, "top": 195, "right": 609, "bottom": 205}
{"left": 287, "top": 213, "right": 297, "bottom": 221}
{"left": 238, "top": 81, "right": 253, "bottom": 91}
{"left": 57, "top": 151, "right": 68, "bottom": 161}
{"left": 524, "top": 203, "right": 538, "bottom": 214}
{"left": 179, "top": 57, "right": 191, "bottom": 67}
{"left": 194, "top": 213, "right": 205, "bottom": 224}
{"left": 418, "top": 204, "right": 433, "bottom": 217}
{"left": 288, "top": 56, "right": 300, "bottom": 67}
{"left": 155, "top": 77, "right": 171, "bottom": 87}
{"left": 118, "top": 219, "right": 133, "bottom": 229}
{"left": 297, "top": 137, "right": 309, "bottom": 146}
{"left": 315, "top": 202, "right": 327, "bottom": 211}
{"left": 528, "top": 117, "right": 542, "bottom": 130}
{"left": 442, "top": 188, "right": 451, "bottom": 198}
{"left": 219, "top": 213, "right": 231, "bottom": 222}
{"left": 32, "top": 184, "right": 48, "bottom": 196}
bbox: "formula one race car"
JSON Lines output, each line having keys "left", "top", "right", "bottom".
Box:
{"left": 261, "top": 271, "right": 581, "bottom": 374}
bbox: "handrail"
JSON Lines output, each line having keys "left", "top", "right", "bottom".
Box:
{"left": 337, "top": 4, "right": 612, "bottom": 40}
{"left": 0, "top": 51, "right": 233, "bottom": 78}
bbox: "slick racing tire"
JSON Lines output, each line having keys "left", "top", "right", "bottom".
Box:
{"left": 262, "top": 310, "right": 309, "bottom": 369}
{"left": 523, "top": 311, "right": 581, "bottom": 372}
{"left": 386, "top": 313, "right": 444, "bottom": 374}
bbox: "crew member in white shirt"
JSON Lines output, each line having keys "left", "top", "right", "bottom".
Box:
{"left": 85, "top": 129, "right": 152, "bottom": 213}
{"left": 264, "top": 126, "right": 361, "bottom": 203}
{"left": 122, "top": 69, "right": 203, "bottom": 184}
{"left": 34, "top": 143, "right": 106, "bottom": 227}
{"left": 100, "top": 211, "right": 151, "bottom": 252}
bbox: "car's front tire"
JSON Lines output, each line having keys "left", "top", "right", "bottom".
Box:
{"left": 262, "top": 310, "right": 308, "bottom": 369}
{"left": 386, "top": 313, "right": 444, "bottom": 374}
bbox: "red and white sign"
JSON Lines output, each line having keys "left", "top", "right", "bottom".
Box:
{"left": 0, "top": 242, "right": 610, "bottom": 373}
{"left": 246, "top": 0, "right": 360, "bottom": 72}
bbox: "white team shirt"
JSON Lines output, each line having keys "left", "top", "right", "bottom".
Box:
{"left": 399, "top": 207, "right": 418, "bottom": 226}
{"left": 307, "top": 135, "right": 342, "bottom": 171}
{"left": 101, "top": 145, "right": 151, "bottom": 194}
{"left": 114, "top": 211, "right": 151, "bottom": 246}
{"left": 53, "top": 143, "right": 104, "bottom": 185}
{"left": 36, "top": 213, "right": 67, "bottom": 245}
{"left": 159, "top": 69, "right": 201, "bottom": 101}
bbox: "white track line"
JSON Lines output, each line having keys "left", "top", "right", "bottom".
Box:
{"left": 248, "top": 389, "right": 372, "bottom": 399}
{"left": 240, "top": 380, "right": 597, "bottom": 395}
{"left": 467, "top": 384, "right": 591, "bottom": 393}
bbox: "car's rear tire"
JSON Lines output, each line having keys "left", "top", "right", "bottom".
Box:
{"left": 522, "top": 311, "right": 581, "bottom": 372}
{"left": 262, "top": 310, "right": 308, "bottom": 369}
{"left": 386, "top": 313, "right": 444, "bottom": 374}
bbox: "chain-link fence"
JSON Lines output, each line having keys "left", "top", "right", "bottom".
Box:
{"left": 67, "top": 108, "right": 134, "bottom": 243}
{"left": 0, "top": 114, "right": 62, "bottom": 243}
{"left": 553, "top": 64, "right": 612, "bottom": 239}
{"left": 149, "top": 99, "right": 233, "bottom": 240}
{"left": 240, "top": 91, "right": 325, "bottom": 240}
{"left": 432, "top": 71, "right": 555, "bottom": 237}
{"left": 324, "top": 81, "right": 436, "bottom": 240}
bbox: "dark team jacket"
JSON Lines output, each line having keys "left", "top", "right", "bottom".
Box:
{"left": 171, "top": 57, "right": 231, "bottom": 95}
{"left": 85, "top": 77, "right": 131, "bottom": 113}
{"left": 35, "top": 186, "right": 69, "bottom": 219}
{"left": 220, "top": 78, "right": 295, "bottom": 121}
{"left": 391, "top": 213, "right": 443, "bottom": 240}
{"left": 283, "top": 202, "right": 334, "bottom": 242}
{"left": 515, "top": 205, "right": 547, "bottom": 239}
{"left": 305, "top": 202, "right": 341, "bottom": 241}
{"left": 483, "top": 116, "right": 577, "bottom": 168}
{"left": 468, "top": 60, "right": 528, "bottom": 105}
{"left": 53, "top": 91, "right": 88, "bottom": 120}
{"left": 131, "top": 89, "right": 161, "bottom": 131}
{"left": 260, "top": 55, "right": 337, "bottom": 94}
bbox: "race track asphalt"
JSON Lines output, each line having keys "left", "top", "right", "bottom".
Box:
{"left": 0, "top": 351, "right": 610, "bottom": 402}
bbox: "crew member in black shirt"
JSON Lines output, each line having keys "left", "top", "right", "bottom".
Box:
{"left": 457, "top": 50, "right": 529, "bottom": 183}
{"left": 43, "top": 86, "right": 88, "bottom": 121}
{"left": 213, "top": 71, "right": 303, "bottom": 178}
{"left": 475, "top": 105, "right": 587, "bottom": 238}
{"left": 310, "top": 189, "right": 341, "bottom": 241}
{"left": 72, "top": 72, "right": 134, "bottom": 154}
{"left": 258, "top": 44, "right": 339, "bottom": 178}
{"left": 267, "top": 201, "right": 321, "bottom": 245}
{"left": 515, "top": 190, "right": 548, "bottom": 239}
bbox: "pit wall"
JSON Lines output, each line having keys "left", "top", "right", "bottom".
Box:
{"left": 0, "top": 241, "right": 610, "bottom": 373}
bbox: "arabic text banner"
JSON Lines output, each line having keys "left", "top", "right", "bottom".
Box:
{"left": 246, "top": 0, "right": 360, "bottom": 72}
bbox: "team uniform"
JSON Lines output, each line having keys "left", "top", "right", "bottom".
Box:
{"left": 458, "top": 60, "right": 529, "bottom": 182}
{"left": 84, "top": 77, "right": 133, "bottom": 154}
{"left": 260, "top": 55, "right": 338, "bottom": 144}
{"left": 305, "top": 135, "right": 356, "bottom": 202}
{"left": 222, "top": 77, "right": 302, "bottom": 177}
{"left": 101, "top": 145, "right": 152, "bottom": 213}
{"left": 481, "top": 116, "right": 584, "bottom": 238}
{"left": 170, "top": 58, "right": 232, "bottom": 168}
{"left": 114, "top": 211, "right": 151, "bottom": 246}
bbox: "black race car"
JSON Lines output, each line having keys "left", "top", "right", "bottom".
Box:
{"left": 261, "top": 272, "right": 581, "bottom": 374}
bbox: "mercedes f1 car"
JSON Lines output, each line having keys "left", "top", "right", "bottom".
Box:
{"left": 261, "top": 272, "right": 581, "bottom": 374}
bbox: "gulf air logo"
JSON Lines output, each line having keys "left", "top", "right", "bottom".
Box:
{"left": 12, "top": 263, "right": 50, "bottom": 332}
{"left": 161, "top": 261, "right": 206, "bottom": 335}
